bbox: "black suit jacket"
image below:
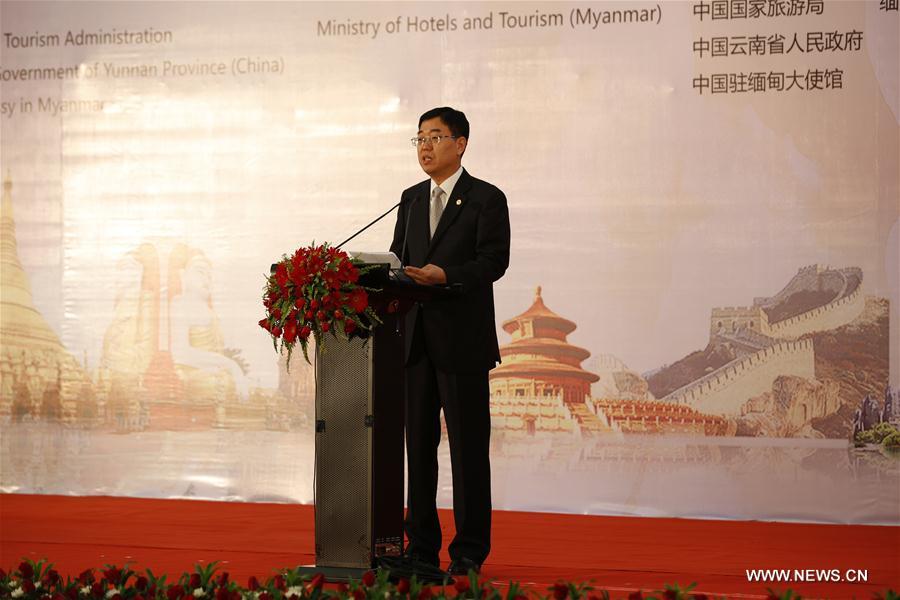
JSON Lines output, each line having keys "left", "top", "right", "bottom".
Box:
{"left": 390, "top": 169, "right": 510, "bottom": 374}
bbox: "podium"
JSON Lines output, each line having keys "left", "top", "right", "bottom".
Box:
{"left": 299, "top": 266, "right": 449, "bottom": 580}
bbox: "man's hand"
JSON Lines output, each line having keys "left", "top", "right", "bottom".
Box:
{"left": 404, "top": 264, "right": 447, "bottom": 285}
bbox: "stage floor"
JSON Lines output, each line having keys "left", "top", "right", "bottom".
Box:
{"left": 1, "top": 494, "right": 897, "bottom": 599}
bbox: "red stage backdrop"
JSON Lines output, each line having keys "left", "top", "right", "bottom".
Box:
{"left": 1, "top": 1, "right": 898, "bottom": 523}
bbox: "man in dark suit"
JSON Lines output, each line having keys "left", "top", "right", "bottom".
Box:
{"left": 389, "top": 107, "right": 510, "bottom": 575}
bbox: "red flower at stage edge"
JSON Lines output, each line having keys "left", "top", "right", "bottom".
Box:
{"left": 551, "top": 582, "right": 568, "bottom": 600}
{"left": 361, "top": 570, "right": 376, "bottom": 587}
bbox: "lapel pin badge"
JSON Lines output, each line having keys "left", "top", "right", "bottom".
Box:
{"left": 455, "top": 199, "right": 462, "bottom": 205}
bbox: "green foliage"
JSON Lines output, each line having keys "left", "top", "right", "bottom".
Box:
{"left": 871, "top": 422, "right": 899, "bottom": 443}
{"left": 855, "top": 430, "right": 876, "bottom": 444}
{"left": 856, "top": 422, "right": 900, "bottom": 449}
{"left": 882, "top": 430, "right": 900, "bottom": 449}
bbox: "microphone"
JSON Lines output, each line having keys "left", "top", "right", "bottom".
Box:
{"left": 336, "top": 201, "right": 401, "bottom": 249}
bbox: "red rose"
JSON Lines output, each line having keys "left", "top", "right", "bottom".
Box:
{"left": 316, "top": 310, "right": 326, "bottom": 321}
{"left": 284, "top": 321, "right": 298, "bottom": 343}
{"left": 247, "top": 577, "right": 260, "bottom": 591}
{"left": 334, "top": 309, "right": 344, "bottom": 320}
{"left": 305, "top": 310, "right": 314, "bottom": 320}
{"left": 454, "top": 577, "right": 469, "bottom": 594}
{"left": 103, "top": 568, "right": 121, "bottom": 585}
{"left": 167, "top": 585, "right": 184, "bottom": 600}
{"left": 45, "top": 569, "right": 61, "bottom": 585}
{"left": 275, "top": 263, "right": 289, "bottom": 288}
{"left": 335, "top": 583, "right": 348, "bottom": 594}
{"left": 321, "top": 322, "right": 330, "bottom": 332}
{"left": 300, "top": 326, "right": 312, "bottom": 339}
{"left": 552, "top": 583, "right": 568, "bottom": 600}
{"left": 259, "top": 318, "right": 270, "bottom": 331}
{"left": 215, "top": 587, "right": 230, "bottom": 600}
{"left": 352, "top": 590, "right": 366, "bottom": 600}
{"left": 273, "top": 574, "right": 286, "bottom": 591}
{"left": 18, "top": 561, "right": 34, "bottom": 580}
{"left": 350, "top": 288, "right": 368, "bottom": 313}
{"left": 135, "top": 576, "right": 149, "bottom": 591}
{"left": 189, "top": 574, "right": 201, "bottom": 589}
{"left": 291, "top": 266, "right": 308, "bottom": 288}
{"left": 397, "top": 579, "right": 410, "bottom": 595}
{"left": 23, "top": 580, "right": 36, "bottom": 594}
{"left": 66, "top": 590, "right": 79, "bottom": 600}
{"left": 418, "top": 587, "right": 433, "bottom": 600}
{"left": 91, "top": 582, "right": 103, "bottom": 598}
{"left": 259, "top": 594, "right": 272, "bottom": 600}
{"left": 294, "top": 298, "right": 305, "bottom": 310}
{"left": 272, "top": 326, "right": 282, "bottom": 337}
{"left": 663, "top": 591, "right": 677, "bottom": 600}
{"left": 361, "top": 570, "right": 376, "bottom": 587}
{"left": 272, "top": 308, "right": 282, "bottom": 321}
{"left": 78, "top": 570, "right": 94, "bottom": 585}
{"left": 311, "top": 299, "right": 320, "bottom": 310}
{"left": 344, "top": 320, "right": 356, "bottom": 334}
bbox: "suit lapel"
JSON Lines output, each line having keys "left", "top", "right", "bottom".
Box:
{"left": 427, "top": 169, "right": 472, "bottom": 260}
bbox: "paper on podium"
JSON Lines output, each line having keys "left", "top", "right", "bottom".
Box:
{"left": 349, "top": 251, "right": 402, "bottom": 269}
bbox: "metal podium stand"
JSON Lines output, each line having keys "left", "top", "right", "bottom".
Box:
{"left": 297, "top": 267, "right": 448, "bottom": 581}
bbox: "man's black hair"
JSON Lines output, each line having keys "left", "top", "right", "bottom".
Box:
{"left": 419, "top": 107, "right": 470, "bottom": 140}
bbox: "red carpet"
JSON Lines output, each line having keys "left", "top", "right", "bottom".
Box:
{"left": 1, "top": 494, "right": 897, "bottom": 599}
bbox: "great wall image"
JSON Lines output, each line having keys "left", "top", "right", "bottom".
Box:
{"left": 490, "top": 265, "right": 890, "bottom": 440}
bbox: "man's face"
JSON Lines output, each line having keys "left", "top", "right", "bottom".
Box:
{"left": 417, "top": 116, "right": 466, "bottom": 183}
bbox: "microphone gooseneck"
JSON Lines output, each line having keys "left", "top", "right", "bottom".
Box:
{"left": 336, "top": 201, "right": 402, "bottom": 249}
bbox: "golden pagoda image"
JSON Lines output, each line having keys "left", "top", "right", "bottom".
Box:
{"left": 0, "top": 172, "right": 88, "bottom": 424}
{"left": 490, "top": 286, "right": 610, "bottom": 435}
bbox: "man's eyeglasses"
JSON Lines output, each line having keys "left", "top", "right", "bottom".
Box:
{"left": 410, "top": 135, "right": 458, "bottom": 148}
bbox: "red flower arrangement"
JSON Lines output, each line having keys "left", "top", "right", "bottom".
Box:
{"left": 260, "top": 243, "right": 381, "bottom": 368}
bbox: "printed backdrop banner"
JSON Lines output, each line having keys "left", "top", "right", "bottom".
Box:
{"left": 1, "top": 1, "right": 898, "bottom": 523}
